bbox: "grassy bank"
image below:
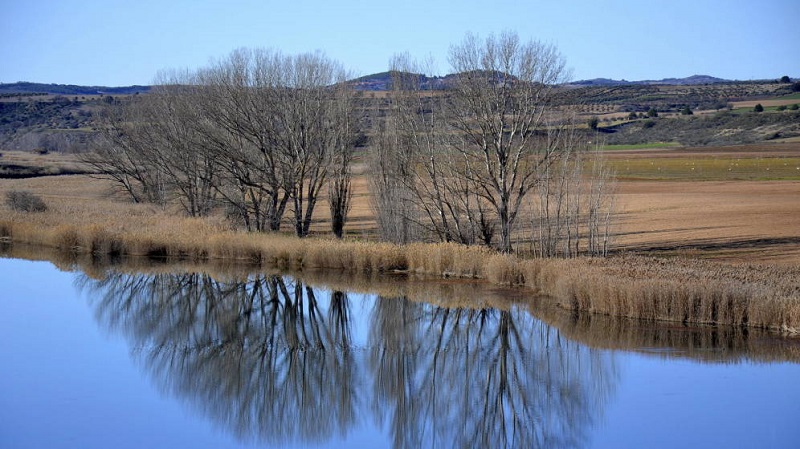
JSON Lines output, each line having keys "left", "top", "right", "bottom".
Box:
{"left": 2, "top": 212, "right": 798, "bottom": 334}
{"left": 6, "top": 243, "right": 799, "bottom": 362}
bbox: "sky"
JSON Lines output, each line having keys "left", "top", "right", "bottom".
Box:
{"left": 1, "top": 0, "right": 798, "bottom": 86}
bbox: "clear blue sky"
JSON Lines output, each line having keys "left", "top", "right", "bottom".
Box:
{"left": 1, "top": 0, "right": 798, "bottom": 86}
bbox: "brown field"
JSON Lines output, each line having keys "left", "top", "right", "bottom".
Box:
{"left": 601, "top": 143, "right": 800, "bottom": 264}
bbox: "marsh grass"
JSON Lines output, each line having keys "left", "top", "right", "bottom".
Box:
{"left": 1, "top": 176, "right": 798, "bottom": 333}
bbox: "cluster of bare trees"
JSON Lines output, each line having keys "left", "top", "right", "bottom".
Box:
{"left": 370, "top": 31, "right": 615, "bottom": 255}
{"left": 87, "top": 32, "right": 614, "bottom": 255}
{"left": 86, "top": 49, "right": 358, "bottom": 237}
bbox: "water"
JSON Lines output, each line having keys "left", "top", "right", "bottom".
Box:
{"left": 1, "top": 257, "right": 798, "bottom": 448}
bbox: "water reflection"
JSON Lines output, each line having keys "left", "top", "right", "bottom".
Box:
{"left": 78, "top": 271, "right": 617, "bottom": 448}
{"left": 368, "top": 297, "right": 612, "bottom": 449}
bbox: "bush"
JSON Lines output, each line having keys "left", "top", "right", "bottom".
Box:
{"left": 642, "top": 120, "right": 656, "bottom": 129}
{"left": 777, "top": 105, "right": 787, "bottom": 111}
{"left": 587, "top": 115, "right": 599, "bottom": 130}
{"left": 680, "top": 106, "right": 693, "bottom": 115}
{"left": 647, "top": 107, "right": 658, "bottom": 118}
{"left": 790, "top": 104, "right": 799, "bottom": 111}
{"left": 5, "top": 190, "right": 48, "bottom": 212}
{"left": 754, "top": 103, "right": 764, "bottom": 113}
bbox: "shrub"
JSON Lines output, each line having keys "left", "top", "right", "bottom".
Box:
{"left": 642, "top": 120, "right": 656, "bottom": 129}
{"left": 627, "top": 112, "right": 638, "bottom": 120}
{"left": 790, "top": 104, "right": 799, "bottom": 111}
{"left": 647, "top": 107, "right": 658, "bottom": 118}
{"left": 680, "top": 106, "right": 693, "bottom": 115}
{"left": 587, "top": 115, "right": 599, "bottom": 130}
{"left": 777, "top": 105, "right": 787, "bottom": 111}
{"left": 5, "top": 190, "right": 48, "bottom": 212}
{"left": 753, "top": 103, "right": 764, "bottom": 113}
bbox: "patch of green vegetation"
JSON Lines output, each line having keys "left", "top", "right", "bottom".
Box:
{"left": 775, "top": 93, "right": 800, "bottom": 101}
{"left": 603, "top": 142, "right": 681, "bottom": 151}
{"left": 602, "top": 156, "right": 800, "bottom": 181}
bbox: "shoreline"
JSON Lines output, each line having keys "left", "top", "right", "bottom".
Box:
{"left": 2, "top": 217, "right": 798, "bottom": 334}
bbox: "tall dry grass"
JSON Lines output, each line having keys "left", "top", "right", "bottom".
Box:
{"left": 1, "top": 177, "right": 798, "bottom": 333}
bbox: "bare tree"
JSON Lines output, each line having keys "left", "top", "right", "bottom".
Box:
{"left": 276, "top": 53, "right": 355, "bottom": 237}
{"left": 447, "top": 31, "right": 570, "bottom": 252}
{"left": 195, "top": 49, "right": 291, "bottom": 231}
{"left": 85, "top": 72, "right": 218, "bottom": 216}
{"left": 84, "top": 96, "right": 168, "bottom": 205}
{"left": 530, "top": 131, "right": 616, "bottom": 258}
{"left": 142, "top": 71, "right": 218, "bottom": 217}
{"left": 369, "top": 116, "right": 422, "bottom": 244}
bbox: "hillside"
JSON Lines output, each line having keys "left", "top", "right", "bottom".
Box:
{"left": 568, "top": 75, "right": 731, "bottom": 87}
{"left": 0, "top": 82, "right": 151, "bottom": 96}
{"left": 1, "top": 74, "right": 798, "bottom": 158}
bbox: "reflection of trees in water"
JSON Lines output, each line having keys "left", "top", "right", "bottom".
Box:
{"left": 368, "top": 297, "right": 615, "bottom": 449}
{"left": 78, "top": 272, "right": 616, "bottom": 448}
{"left": 79, "top": 272, "right": 359, "bottom": 444}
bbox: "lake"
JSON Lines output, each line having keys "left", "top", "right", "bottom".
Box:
{"left": 1, "top": 256, "right": 798, "bottom": 448}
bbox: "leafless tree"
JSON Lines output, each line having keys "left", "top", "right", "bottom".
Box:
{"left": 83, "top": 96, "right": 168, "bottom": 205}
{"left": 194, "top": 49, "right": 291, "bottom": 231}
{"left": 275, "top": 53, "right": 356, "bottom": 237}
{"left": 143, "top": 71, "right": 218, "bottom": 217}
{"left": 368, "top": 116, "right": 422, "bottom": 244}
{"left": 85, "top": 72, "right": 218, "bottom": 217}
{"left": 195, "top": 49, "right": 358, "bottom": 236}
{"left": 447, "top": 31, "right": 570, "bottom": 252}
{"left": 530, "top": 131, "right": 616, "bottom": 258}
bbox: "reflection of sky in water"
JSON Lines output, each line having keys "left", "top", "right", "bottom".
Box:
{"left": 1, "top": 257, "right": 799, "bottom": 449}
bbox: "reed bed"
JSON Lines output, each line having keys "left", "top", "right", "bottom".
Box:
{"left": 2, "top": 194, "right": 799, "bottom": 334}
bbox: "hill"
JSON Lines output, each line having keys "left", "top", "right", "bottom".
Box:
{"left": 568, "top": 75, "right": 731, "bottom": 87}
{"left": 0, "top": 82, "right": 151, "bottom": 96}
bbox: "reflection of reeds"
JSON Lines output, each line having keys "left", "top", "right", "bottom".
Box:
{"left": 531, "top": 303, "right": 800, "bottom": 364}
{"left": 1, "top": 217, "right": 798, "bottom": 333}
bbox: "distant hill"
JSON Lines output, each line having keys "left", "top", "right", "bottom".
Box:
{"left": 349, "top": 71, "right": 454, "bottom": 91}
{"left": 568, "top": 75, "right": 731, "bottom": 87}
{"left": 0, "top": 82, "right": 151, "bottom": 96}
{"left": 0, "top": 74, "right": 767, "bottom": 96}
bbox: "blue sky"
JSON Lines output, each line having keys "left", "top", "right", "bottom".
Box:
{"left": 1, "top": 0, "right": 798, "bottom": 86}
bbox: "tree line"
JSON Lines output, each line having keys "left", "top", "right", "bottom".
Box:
{"left": 86, "top": 31, "right": 615, "bottom": 256}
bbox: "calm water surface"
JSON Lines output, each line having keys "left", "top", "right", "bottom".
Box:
{"left": 1, "top": 257, "right": 798, "bottom": 448}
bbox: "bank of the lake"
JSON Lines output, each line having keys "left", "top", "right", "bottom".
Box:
{"left": 2, "top": 213, "right": 798, "bottom": 335}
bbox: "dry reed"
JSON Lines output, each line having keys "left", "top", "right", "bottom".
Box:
{"left": 1, "top": 189, "right": 798, "bottom": 333}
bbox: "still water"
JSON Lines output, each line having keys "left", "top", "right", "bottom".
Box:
{"left": 1, "top": 257, "right": 798, "bottom": 448}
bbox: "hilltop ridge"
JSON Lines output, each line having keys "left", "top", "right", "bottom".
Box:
{"left": 0, "top": 74, "right": 753, "bottom": 95}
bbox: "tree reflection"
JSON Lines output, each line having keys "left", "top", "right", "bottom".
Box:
{"left": 78, "top": 271, "right": 616, "bottom": 448}
{"left": 367, "top": 297, "right": 615, "bottom": 449}
{"left": 79, "top": 272, "right": 360, "bottom": 444}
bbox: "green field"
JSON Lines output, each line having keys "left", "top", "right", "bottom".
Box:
{"left": 603, "top": 156, "right": 800, "bottom": 181}
{"left": 775, "top": 92, "right": 800, "bottom": 101}
{"left": 727, "top": 106, "right": 798, "bottom": 115}
{"left": 603, "top": 142, "right": 681, "bottom": 151}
